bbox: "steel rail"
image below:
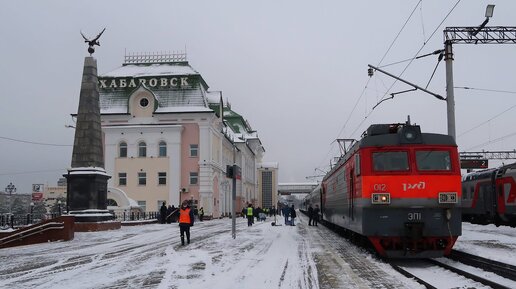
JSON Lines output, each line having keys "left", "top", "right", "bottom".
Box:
{"left": 449, "top": 249, "right": 516, "bottom": 281}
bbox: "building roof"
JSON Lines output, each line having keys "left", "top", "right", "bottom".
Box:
{"left": 102, "top": 63, "right": 199, "bottom": 78}
{"left": 98, "top": 57, "right": 212, "bottom": 114}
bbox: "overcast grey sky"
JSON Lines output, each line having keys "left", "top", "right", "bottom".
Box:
{"left": 2, "top": 0, "right": 516, "bottom": 193}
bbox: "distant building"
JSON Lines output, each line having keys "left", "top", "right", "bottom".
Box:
{"left": 98, "top": 52, "right": 266, "bottom": 217}
{"left": 257, "top": 162, "right": 279, "bottom": 209}
{"left": 43, "top": 184, "right": 66, "bottom": 213}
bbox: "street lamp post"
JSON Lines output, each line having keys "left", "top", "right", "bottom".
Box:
{"left": 30, "top": 202, "right": 34, "bottom": 224}
{"left": 57, "top": 200, "right": 62, "bottom": 216}
{"left": 5, "top": 182, "right": 16, "bottom": 228}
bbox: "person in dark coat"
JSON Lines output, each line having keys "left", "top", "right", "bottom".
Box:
{"left": 282, "top": 205, "right": 290, "bottom": 225}
{"left": 290, "top": 205, "right": 296, "bottom": 226}
{"left": 166, "top": 205, "right": 173, "bottom": 224}
{"left": 160, "top": 202, "right": 167, "bottom": 224}
{"left": 313, "top": 204, "right": 320, "bottom": 226}
{"left": 307, "top": 204, "right": 314, "bottom": 226}
{"left": 199, "top": 207, "right": 204, "bottom": 222}
{"left": 178, "top": 200, "right": 194, "bottom": 245}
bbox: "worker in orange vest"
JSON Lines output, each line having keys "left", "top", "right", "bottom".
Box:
{"left": 179, "top": 200, "right": 195, "bottom": 245}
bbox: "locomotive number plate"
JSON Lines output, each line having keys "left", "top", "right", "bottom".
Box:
{"left": 408, "top": 212, "right": 421, "bottom": 221}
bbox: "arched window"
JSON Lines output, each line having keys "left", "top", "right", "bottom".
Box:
{"left": 107, "top": 199, "right": 118, "bottom": 206}
{"left": 119, "top": 142, "right": 127, "bottom": 158}
{"left": 138, "top": 141, "right": 147, "bottom": 157}
{"left": 159, "top": 141, "right": 167, "bottom": 157}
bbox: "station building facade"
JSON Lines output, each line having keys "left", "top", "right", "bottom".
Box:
{"left": 98, "top": 53, "right": 265, "bottom": 218}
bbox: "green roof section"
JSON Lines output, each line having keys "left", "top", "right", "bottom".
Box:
{"left": 224, "top": 107, "right": 252, "bottom": 134}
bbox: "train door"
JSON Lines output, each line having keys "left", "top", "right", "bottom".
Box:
{"left": 349, "top": 169, "right": 355, "bottom": 220}
{"left": 480, "top": 182, "right": 496, "bottom": 220}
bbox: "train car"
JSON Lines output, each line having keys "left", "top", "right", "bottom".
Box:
{"left": 316, "top": 121, "right": 462, "bottom": 258}
{"left": 462, "top": 163, "right": 516, "bottom": 227}
{"left": 302, "top": 184, "right": 322, "bottom": 211}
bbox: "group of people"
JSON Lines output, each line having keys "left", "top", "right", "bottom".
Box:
{"left": 160, "top": 202, "right": 205, "bottom": 224}
{"left": 242, "top": 205, "right": 277, "bottom": 226}
{"left": 159, "top": 201, "right": 320, "bottom": 246}
{"left": 307, "top": 204, "right": 320, "bottom": 226}
{"left": 281, "top": 204, "right": 297, "bottom": 226}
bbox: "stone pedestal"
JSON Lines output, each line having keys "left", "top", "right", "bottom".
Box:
{"left": 65, "top": 167, "right": 112, "bottom": 222}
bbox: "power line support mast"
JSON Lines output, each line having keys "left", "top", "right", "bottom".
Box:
{"left": 443, "top": 4, "right": 516, "bottom": 141}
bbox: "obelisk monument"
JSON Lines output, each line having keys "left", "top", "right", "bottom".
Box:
{"left": 64, "top": 29, "right": 116, "bottom": 227}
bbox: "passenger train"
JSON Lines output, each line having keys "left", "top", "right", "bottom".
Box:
{"left": 303, "top": 121, "right": 462, "bottom": 258}
{"left": 462, "top": 162, "right": 516, "bottom": 227}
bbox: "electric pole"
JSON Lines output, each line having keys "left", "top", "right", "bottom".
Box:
{"left": 443, "top": 4, "right": 516, "bottom": 140}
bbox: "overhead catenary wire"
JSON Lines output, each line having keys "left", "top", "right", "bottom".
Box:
{"left": 0, "top": 136, "right": 72, "bottom": 147}
{"left": 316, "top": 1, "right": 461, "bottom": 174}
{"left": 0, "top": 169, "right": 66, "bottom": 176}
{"left": 377, "top": 0, "right": 423, "bottom": 67}
{"left": 465, "top": 131, "right": 516, "bottom": 151}
{"left": 457, "top": 87, "right": 516, "bottom": 138}
{"left": 348, "top": 0, "right": 462, "bottom": 139}
{"left": 373, "top": 0, "right": 461, "bottom": 107}
{"left": 455, "top": 86, "right": 516, "bottom": 95}
{"left": 333, "top": 0, "right": 423, "bottom": 143}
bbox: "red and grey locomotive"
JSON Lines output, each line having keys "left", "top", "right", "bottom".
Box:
{"left": 305, "top": 121, "right": 462, "bottom": 258}
{"left": 462, "top": 162, "right": 516, "bottom": 227}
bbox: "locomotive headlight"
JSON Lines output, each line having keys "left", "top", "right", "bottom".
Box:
{"left": 404, "top": 131, "right": 415, "bottom": 140}
{"left": 372, "top": 193, "right": 390, "bottom": 204}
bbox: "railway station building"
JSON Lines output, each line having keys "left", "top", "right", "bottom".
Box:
{"left": 97, "top": 52, "right": 266, "bottom": 218}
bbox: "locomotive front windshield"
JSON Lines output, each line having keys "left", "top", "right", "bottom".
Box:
{"left": 372, "top": 152, "right": 409, "bottom": 171}
{"left": 415, "top": 150, "right": 451, "bottom": 171}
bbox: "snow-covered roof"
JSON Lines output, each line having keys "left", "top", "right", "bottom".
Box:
{"left": 206, "top": 91, "right": 222, "bottom": 104}
{"left": 99, "top": 61, "right": 214, "bottom": 114}
{"left": 101, "top": 63, "right": 199, "bottom": 78}
{"left": 258, "top": 162, "right": 279, "bottom": 169}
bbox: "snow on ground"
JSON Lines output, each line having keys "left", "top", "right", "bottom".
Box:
{"left": 0, "top": 213, "right": 514, "bottom": 289}
{"left": 455, "top": 222, "right": 516, "bottom": 266}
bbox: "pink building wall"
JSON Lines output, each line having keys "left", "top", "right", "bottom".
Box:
{"left": 180, "top": 123, "right": 200, "bottom": 203}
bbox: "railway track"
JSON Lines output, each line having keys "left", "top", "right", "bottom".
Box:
{"left": 448, "top": 249, "right": 516, "bottom": 281}
{"left": 390, "top": 256, "right": 516, "bottom": 289}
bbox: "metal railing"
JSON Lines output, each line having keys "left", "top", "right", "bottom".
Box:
{"left": 0, "top": 213, "right": 63, "bottom": 229}
{"left": 1, "top": 211, "right": 162, "bottom": 229}
{"left": 113, "top": 211, "right": 159, "bottom": 222}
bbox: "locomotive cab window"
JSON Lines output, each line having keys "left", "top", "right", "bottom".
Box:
{"left": 372, "top": 151, "right": 409, "bottom": 172}
{"left": 415, "top": 151, "right": 451, "bottom": 171}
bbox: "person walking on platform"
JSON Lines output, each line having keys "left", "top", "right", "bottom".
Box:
{"left": 313, "top": 204, "right": 320, "bottom": 226}
{"left": 290, "top": 205, "right": 297, "bottom": 226}
{"left": 282, "top": 205, "right": 290, "bottom": 225}
{"left": 199, "top": 207, "right": 204, "bottom": 222}
{"left": 246, "top": 203, "right": 254, "bottom": 226}
{"left": 160, "top": 202, "right": 167, "bottom": 224}
{"left": 179, "top": 200, "right": 194, "bottom": 245}
{"left": 166, "top": 204, "right": 173, "bottom": 224}
{"left": 307, "top": 204, "right": 314, "bottom": 226}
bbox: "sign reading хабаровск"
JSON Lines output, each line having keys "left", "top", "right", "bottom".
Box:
{"left": 98, "top": 76, "right": 192, "bottom": 90}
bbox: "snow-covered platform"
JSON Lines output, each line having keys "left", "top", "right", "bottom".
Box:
{"left": 1, "top": 213, "right": 515, "bottom": 288}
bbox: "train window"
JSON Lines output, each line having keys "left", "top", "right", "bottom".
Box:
{"left": 372, "top": 152, "right": 409, "bottom": 172}
{"left": 416, "top": 151, "right": 451, "bottom": 171}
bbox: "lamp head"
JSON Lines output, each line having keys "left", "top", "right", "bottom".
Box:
{"left": 485, "top": 4, "right": 495, "bottom": 18}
